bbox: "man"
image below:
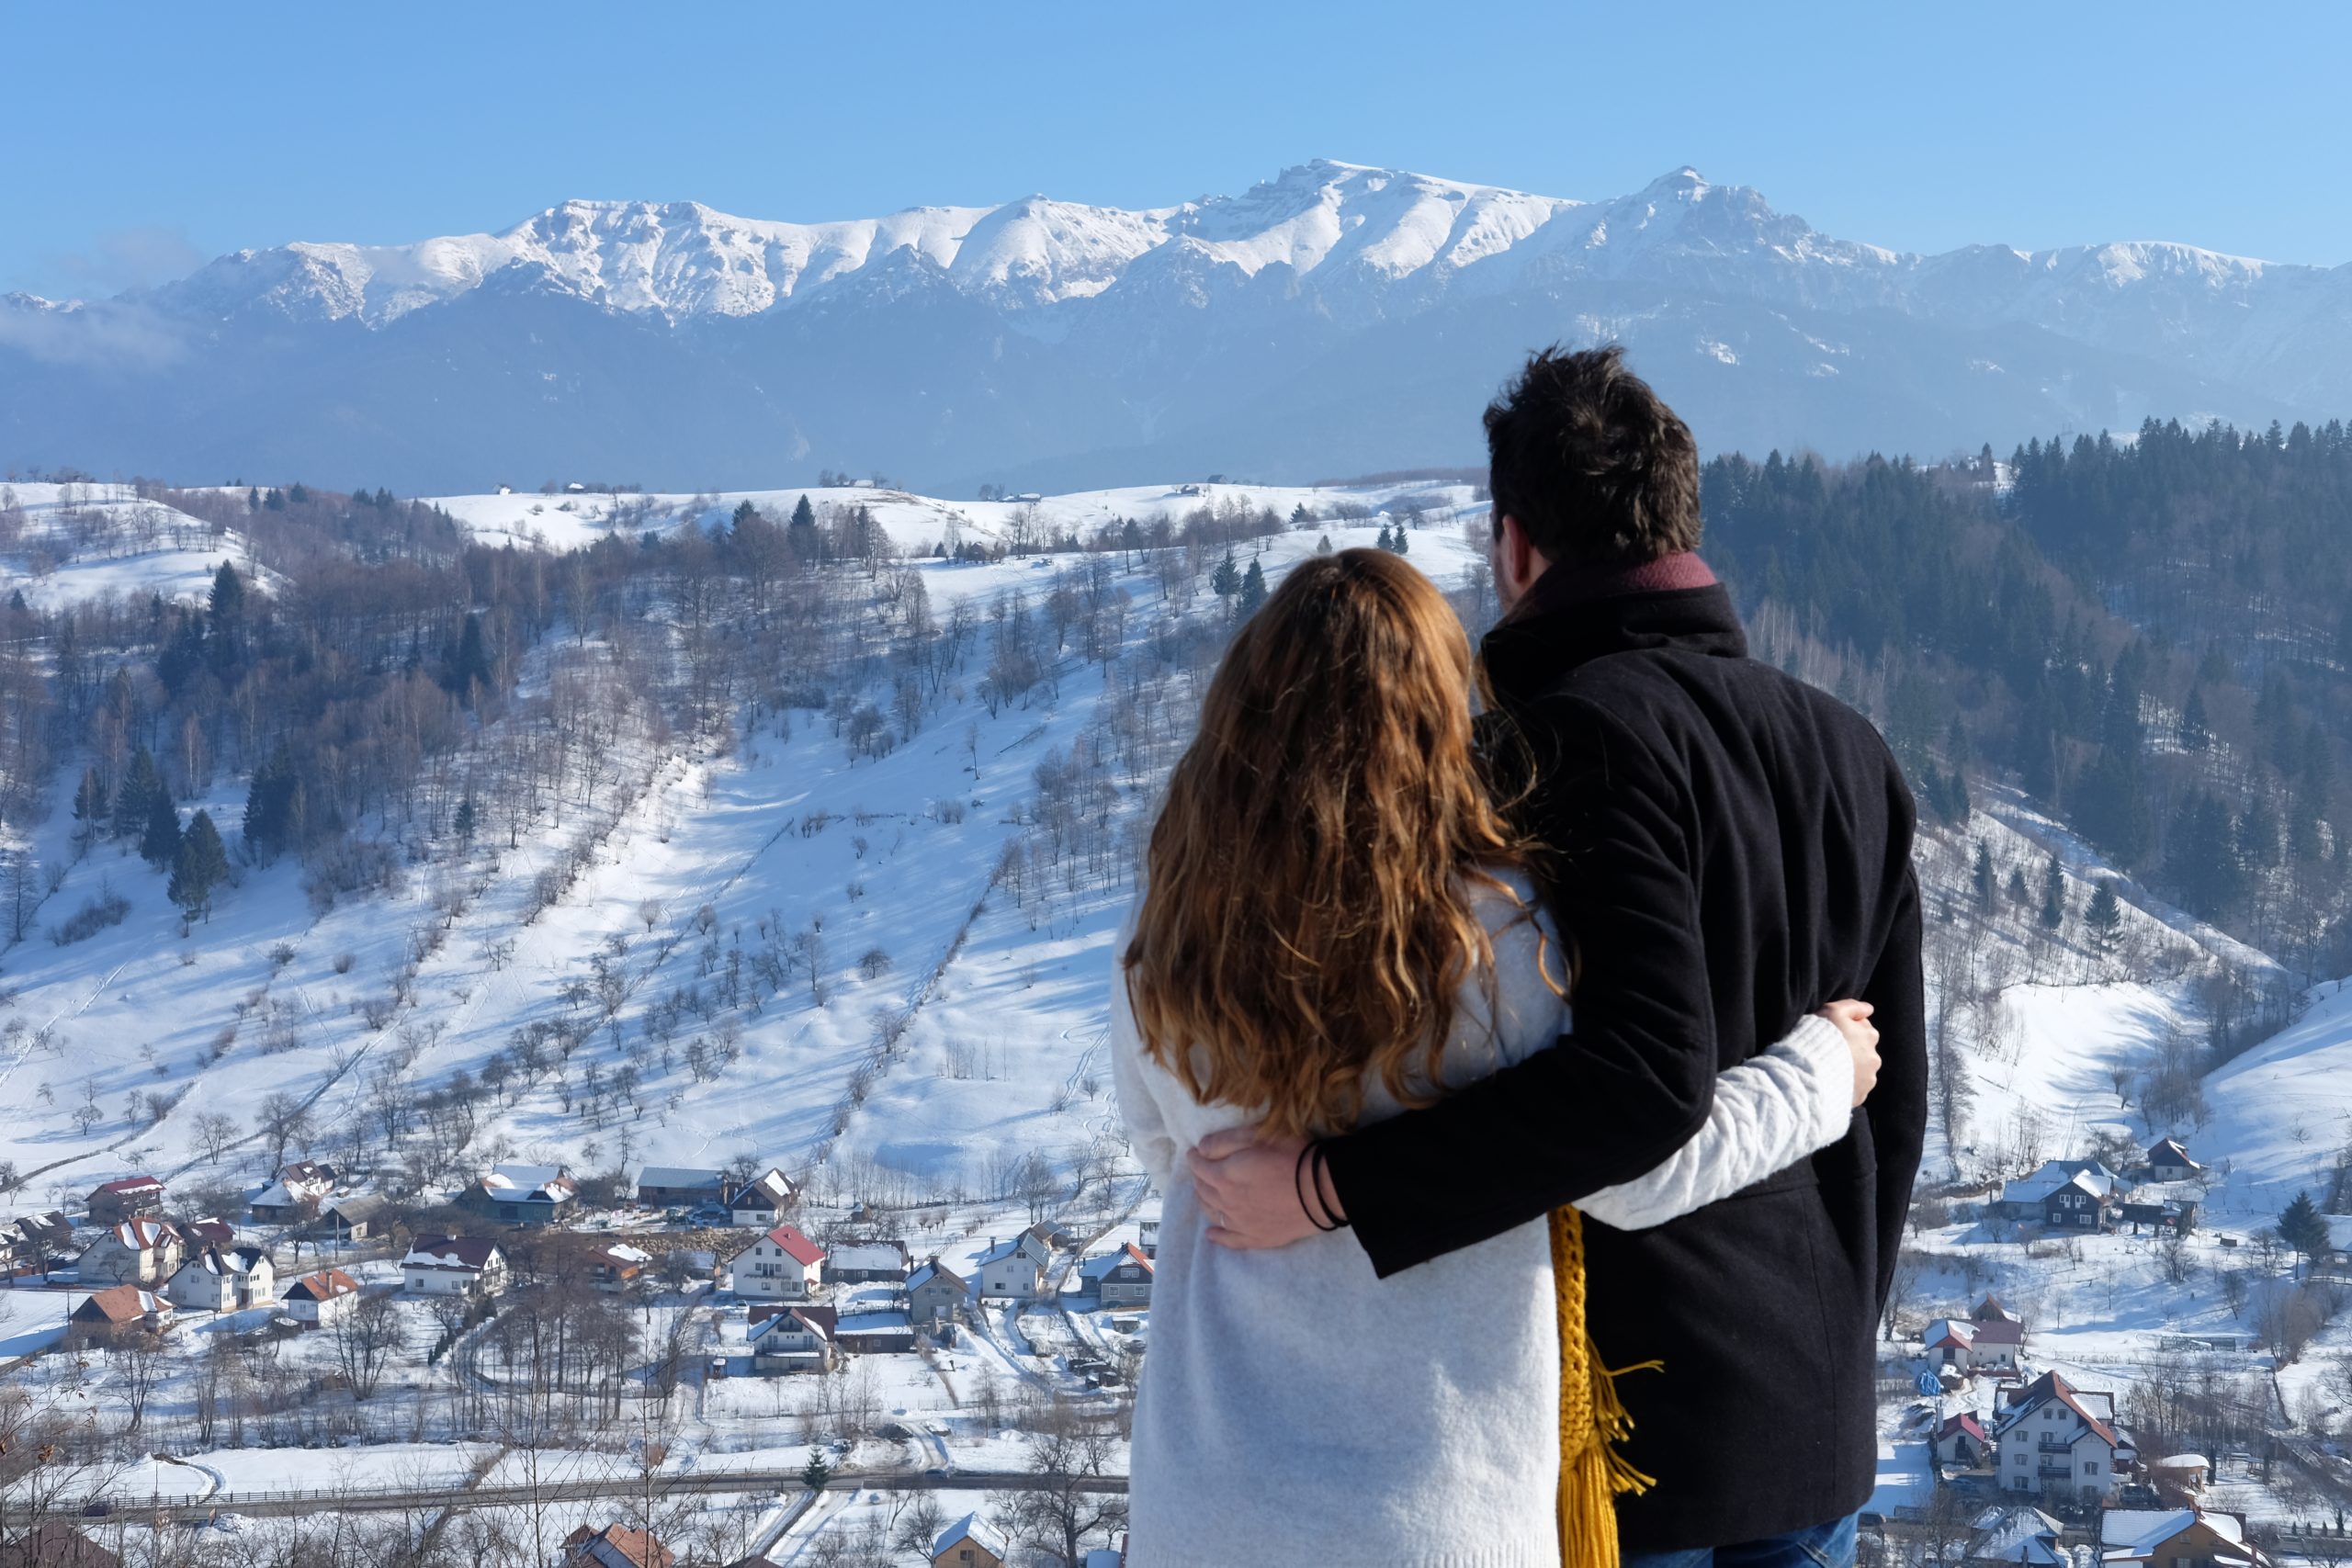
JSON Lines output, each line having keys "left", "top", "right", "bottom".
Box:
{"left": 1192, "top": 345, "right": 1927, "bottom": 1566}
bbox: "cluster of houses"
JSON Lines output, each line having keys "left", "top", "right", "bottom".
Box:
{"left": 549, "top": 1509, "right": 1123, "bottom": 1568}
{"left": 1921, "top": 1299, "right": 2134, "bottom": 1504}
{"left": 1992, "top": 1140, "right": 2208, "bottom": 1236}
{"left": 1961, "top": 1504, "right": 2265, "bottom": 1568}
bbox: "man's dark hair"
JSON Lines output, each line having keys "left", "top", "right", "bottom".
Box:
{"left": 1484, "top": 344, "right": 1701, "bottom": 568}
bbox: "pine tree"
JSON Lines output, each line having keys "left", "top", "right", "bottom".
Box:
{"left": 2039, "top": 852, "right": 2065, "bottom": 931}
{"left": 1211, "top": 549, "right": 1240, "bottom": 602}
{"left": 1316, "top": 535, "right": 1333, "bottom": 555}
{"left": 2005, "top": 866, "right": 2030, "bottom": 908}
{"left": 2086, "top": 883, "right": 2123, "bottom": 953}
{"left": 449, "top": 613, "right": 493, "bottom": 706}
{"left": 168, "top": 810, "right": 229, "bottom": 924}
{"left": 141, "top": 789, "right": 183, "bottom": 870}
{"left": 1238, "top": 557, "right": 1268, "bottom": 617}
{"left": 731, "top": 499, "right": 760, "bottom": 534}
{"left": 2180, "top": 687, "right": 2211, "bottom": 753}
{"left": 2280, "top": 1190, "right": 2328, "bottom": 1274}
{"left": 71, "top": 767, "right": 108, "bottom": 849}
{"left": 453, "top": 791, "right": 478, "bottom": 847}
{"left": 1973, "top": 841, "right": 1996, "bottom": 914}
{"left": 1290, "top": 502, "right": 1312, "bottom": 528}
{"left": 799, "top": 1445, "right": 833, "bottom": 1491}
{"left": 114, "top": 747, "right": 160, "bottom": 841}
{"left": 788, "top": 494, "right": 820, "bottom": 559}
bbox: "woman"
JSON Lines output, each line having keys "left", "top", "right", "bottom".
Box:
{"left": 1111, "top": 548, "right": 1876, "bottom": 1568}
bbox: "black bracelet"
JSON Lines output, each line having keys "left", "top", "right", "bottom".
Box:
{"left": 1299, "top": 1142, "right": 1348, "bottom": 1232}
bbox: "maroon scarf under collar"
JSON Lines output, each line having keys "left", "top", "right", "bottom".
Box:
{"left": 1511, "top": 550, "right": 1717, "bottom": 619}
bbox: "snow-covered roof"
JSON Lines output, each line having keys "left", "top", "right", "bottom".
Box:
{"left": 481, "top": 1164, "right": 575, "bottom": 1201}
{"left": 934, "top": 1512, "right": 1009, "bottom": 1562}
{"left": 75, "top": 1284, "right": 169, "bottom": 1322}
{"left": 2324, "top": 1213, "right": 2352, "bottom": 1252}
{"left": 637, "top": 1166, "right": 725, "bottom": 1189}
{"left": 750, "top": 1303, "right": 837, "bottom": 1343}
{"left": 908, "top": 1259, "right": 968, "bottom": 1293}
{"left": 177, "top": 1245, "right": 268, "bottom": 1279}
{"left": 2102, "top": 1508, "right": 2241, "bottom": 1555}
{"left": 402, "top": 1235, "right": 503, "bottom": 1271}
{"left": 93, "top": 1175, "right": 164, "bottom": 1196}
{"left": 828, "top": 1239, "right": 910, "bottom": 1269}
{"left": 99, "top": 1216, "right": 180, "bottom": 1252}
{"left": 1080, "top": 1242, "right": 1153, "bottom": 1280}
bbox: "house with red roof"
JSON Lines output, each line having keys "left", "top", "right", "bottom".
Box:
{"left": 283, "top": 1268, "right": 364, "bottom": 1327}
{"left": 1993, "top": 1371, "right": 2121, "bottom": 1501}
{"left": 77, "top": 1216, "right": 186, "bottom": 1288}
{"left": 85, "top": 1175, "right": 165, "bottom": 1224}
{"left": 561, "top": 1523, "right": 674, "bottom": 1568}
{"left": 729, "top": 1224, "right": 825, "bottom": 1301}
{"left": 1080, "top": 1242, "right": 1154, "bottom": 1307}
{"left": 1935, "top": 1411, "right": 1990, "bottom": 1468}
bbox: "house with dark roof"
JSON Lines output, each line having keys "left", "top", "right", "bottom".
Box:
{"left": 637, "top": 1166, "right": 727, "bottom": 1207}
{"left": 311, "top": 1192, "right": 388, "bottom": 1240}
{"left": 976, "top": 1224, "right": 1056, "bottom": 1301}
{"left": 1080, "top": 1243, "right": 1153, "bottom": 1307}
{"left": 1962, "top": 1506, "right": 2064, "bottom": 1568}
{"left": 2145, "top": 1139, "right": 2205, "bottom": 1185}
{"left": 2041, "top": 1169, "right": 2113, "bottom": 1231}
{"left": 0, "top": 1522, "right": 124, "bottom": 1566}
{"left": 465, "top": 1164, "right": 578, "bottom": 1225}
{"left": 401, "top": 1235, "right": 509, "bottom": 1295}
{"left": 725, "top": 1168, "right": 799, "bottom": 1227}
{"left": 908, "top": 1258, "right": 970, "bottom": 1329}
{"left": 823, "top": 1237, "right": 910, "bottom": 1283}
{"left": 250, "top": 1160, "right": 338, "bottom": 1222}
{"left": 0, "top": 1212, "right": 72, "bottom": 1279}
{"left": 1935, "top": 1412, "right": 1990, "bottom": 1468}
{"left": 750, "top": 1303, "right": 839, "bottom": 1373}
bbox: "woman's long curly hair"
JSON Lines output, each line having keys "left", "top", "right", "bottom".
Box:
{"left": 1123, "top": 547, "right": 1533, "bottom": 1139}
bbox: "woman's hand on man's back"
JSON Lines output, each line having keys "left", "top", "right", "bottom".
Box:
{"left": 1816, "top": 999, "right": 1879, "bottom": 1108}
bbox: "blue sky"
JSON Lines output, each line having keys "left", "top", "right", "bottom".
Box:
{"left": 6, "top": 0, "right": 2348, "bottom": 298}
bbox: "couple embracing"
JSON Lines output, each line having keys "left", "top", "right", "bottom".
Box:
{"left": 1110, "top": 347, "right": 1927, "bottom": 1568}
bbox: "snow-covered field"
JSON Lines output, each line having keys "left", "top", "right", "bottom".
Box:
{"left": 7, "top": 470, "right": 2351, "bottom": 1549}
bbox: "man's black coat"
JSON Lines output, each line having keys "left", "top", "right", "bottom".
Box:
{"left": 1321, "top": 569, "right": 1928, "bottom": 1551}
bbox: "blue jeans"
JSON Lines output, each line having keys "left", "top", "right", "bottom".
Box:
{"left": 1624, "top": 1513, "right": 1859, "bottom": 1568}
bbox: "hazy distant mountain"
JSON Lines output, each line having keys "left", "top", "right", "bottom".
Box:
{"left": 6, "top": 161, "right": 2348, "bottom": 492}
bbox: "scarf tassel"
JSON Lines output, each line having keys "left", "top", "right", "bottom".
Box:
{"left": 1552, "top": 1205, "right": 1662, "bottom": 1568}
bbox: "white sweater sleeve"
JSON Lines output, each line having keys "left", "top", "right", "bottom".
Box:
{"left": 1108, "top": 955, "right": 1183, "bottom": 1194}
{"left": 1573, "top": 1014, "right": 1855, "bottom": 1232}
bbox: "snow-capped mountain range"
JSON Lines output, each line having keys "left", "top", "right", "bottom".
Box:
{"left": 7, "top": 161, "right": 2351, "bottom": 491}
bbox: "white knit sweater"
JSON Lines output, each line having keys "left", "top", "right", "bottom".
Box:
{"left": 1111, "top": 874, "right": 1855, "bottom": 1568}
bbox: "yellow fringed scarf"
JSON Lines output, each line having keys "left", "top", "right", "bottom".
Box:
{"left": 1551, "top": 1205, "right": 1661, "bottom": 1568}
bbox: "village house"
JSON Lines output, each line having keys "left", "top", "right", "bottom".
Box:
{"left": 2100, "top": 1509, "right": 2263, "bottom": 1568}
{"left": 181, "top": 1216, "right": 235, "bottom": 1249}
{"left": 2149, "top": 1454, "right": 2212, "bottom": 1506}
{"left": 69, "top": 1284, "right": 173, "bottom": 1342}
{"left": 835, "top": 1306, "right": 916, "bottom": 1355}
{"left": 0, "top": 1212, "right": 72, "bottom": 1279}
{"left": 282, "top": 1269, "right": 364, "bottom": 1327}
{"left": 1935, "top": 1413, "right": 1991, "bottom": 1469}
{"left": 1994, "top": 1159, "right": 2121, "bottom": 1222}
{"left": 931, "top": 1513, "right": 1009, "bottom": 1568}
{"left": 249, "top": 1160, "right": 337, "bottom": 1223}
{"left": 85, "top": 1175, "right": 166, "bottom": 1224}
{"left": 1993, "top": 1370, "right": 2121, "bottom": 1502}
{"left": 1081, "top": 1243, "right": 1153, "bottom": 1307}
{"left": 2145, "top": 1139, "right": 2205, "bottom": 1185}
{"left": 1137, "top": 1215, "right": 1159, "bottom": 1259}
{"left": 77, "top": 1216, "right": 186, "bottom": 1287}
{"left": 1922, "top": 1296, "right": 2026, "bottom": 1373}
{"left": 2321, "top": 1214, "right": 2352, "bottom": 1274}
{"left": 1962, "top": 1506, "right": 2064, "bottom": 1568}
{"left": 729, "top": 1224, "right": 826, "bottom": 1300}
{"left": 561, "top": 1524, "right": 675, "bottom": 1568}
{"left": 311, "top": 1192, "right": 387, "bottom": 1241}
{"left": 725, "top": 1168, "right": 799, "bottom": 1227}
{"left": 2041, "top": 1169, "right": 2113, "bottom": 1231}
{"left": 585, "top": 1243, "right": 651, "bottom": 1292}
{"left": 908, "top": 1258, "right": 970, "bottom": 1329}
{"left": 750, "top": 1303, "right": 839, "bottom": 1373}
{"left": 465, "top": 1164, "right": 578, "bottom": 1225}
{"left": 976, "top": 1224, "right": 1056, "bottom": 1300}
{"left": 401, "top": 1235, "right": 509, "bottom": 1295}
{"left": 824, "top": 1237, "right": 910, "bottom": 1283}
{"left": 0, "top": 1521, "right": 125, "bottom": 1567}
{"left": 165, "top": 1245, "right": 276, "bottom": 1313}
{"left": 636, "top": 1166, "right": 727, "bottom": 1208}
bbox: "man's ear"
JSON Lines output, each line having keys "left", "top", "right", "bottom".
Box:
{"left": 1495, "top": 513, "right": 1547, "bottom": 603}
